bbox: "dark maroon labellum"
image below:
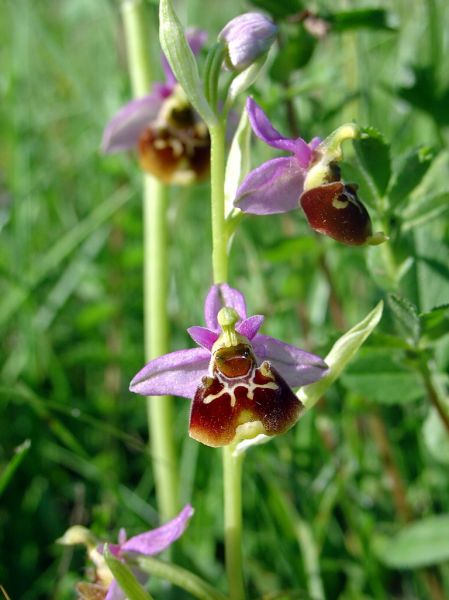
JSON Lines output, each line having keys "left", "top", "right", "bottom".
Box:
{"left": 189, "top": 342, "right": 302, "bottom": 447}
{"left": 300, "top": 181, "right": 373, "bottom": 246}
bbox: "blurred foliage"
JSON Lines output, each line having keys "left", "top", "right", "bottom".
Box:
{"left": 0, "top": 0, "right": 449, "bottom": 599}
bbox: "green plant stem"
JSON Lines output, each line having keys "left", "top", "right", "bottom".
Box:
{"left": 122, "top": 0, "right": 178, "bottom": 520}
{"left": 209, "top": 120, "right": 245, "bottom": 598}
{"left": 210, "top": 122, "right": 228, "bottom": 283}
{"left": 223, "top": 448, "right": 245, "bottom": 600}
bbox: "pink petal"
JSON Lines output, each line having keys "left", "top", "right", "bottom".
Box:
{"left": 235, "top": 156, "right": 305, "bottom": 215}
{"left": 105, "top": 580, "right": 125, "bottom": 600}
{"left": 252, "top": 334, "right": 328, "bottom": 388}
{"left": 122, "top": 505, "right": 194, "bottom": 555}
{"left": 187, "top": 326, "right": 218, "bottom": 350}
{"left": 246, "top": 97, "right": 312, "bottom": 166}
{"left": 237, "top": 315, "right": 264, "bottom": 339}
{"left": 204, "top": 284, "right": 247, "bottom": 330}
{"left": 101, "top": 90, "right": 166, "bottom": 153}
{"left": 129, "top": 348, "right": 210, "bottom": 398}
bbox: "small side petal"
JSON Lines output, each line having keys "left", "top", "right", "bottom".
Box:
{"left": 122, "top": 505, "right": 194, "bottom": 555}
{"left": 237, "top": 315, "right": 264, "bottom": 339}
{"left": 204, "top": 284, "right": 247, "bottom": 329}
{"left": 252, "top": 334, "right": 328, "bottom": 388}
{"left": 247, "top": 97, "right": 312, "bottom": 165}
{"left": 101, "top": 91, "right": 165, "bottom": 153}
{"left": 235, "top": 156, "right": 305, "bottom": 215}
{"left": 129, "top": 348, "right": 210, "bottom": 398}
{"left": 187, "top": 326, "right": 218, "bottom": 350}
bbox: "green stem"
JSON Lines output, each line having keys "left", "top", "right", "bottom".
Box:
{"left": 122, "top": 0, "right": 178, "bottom": 520}
{"left": 222, "top": 448, "right": 245, "bottom": 600}
{"left": 210, "top": 122, "right": 228, "bottom": 284}
{"left": 209, "top": 117, "right": 245, "bottom": 597}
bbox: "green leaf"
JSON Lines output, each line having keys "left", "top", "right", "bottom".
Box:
{"left": 270, "top": 27, "right": 316, "bottom": 81}
{"left": 341, "top": 349, "right": 425, "bottom": 404}
{"left": 159, "top": 0, "right": 216, "bottom": 125}
{"left": 379, "top": 515, "right": 449, "bottom": 568}
{"left": 387, "top": 294, "right": 421, "bottom": 346}
{"left": 328, "top": 8, "right": 396, "bottom": 32}
{"left": 420, "top": 304, "right": 449, "bottom": 341}
{"left": 136, "top": 556, "right": 227, "bottom": 600}
{"left": 104, "top": 546, "right": 154, "bottom": 600}
{"left": 354, "top": 127, "right": 391, "bottom": 199}
{"left": 298, "top": 301, "right": 383, "bottom": 409}
{"left": 0, "top": 439, "right": 31, "bottom": 498}
{"left": 401, "top": 190, "right": 449, "bottom": 230}
{"left": 249, "top": 0, "right": 304, "bottom": 19}
{"left": 423, "top": 408, "right": 449, "bottom": 465}
{"left": 389, "top": 146, "right": 435, "bottom": 208}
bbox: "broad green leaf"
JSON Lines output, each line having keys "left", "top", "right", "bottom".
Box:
{"left": 250, "top": 0, "right": 304, "bottom": 19}
{"left": 387, "top": 294, "right": 421, "bottom": 346}
{"left": 0, "top": 439, "right": 31, "bottom": 498}
{"left": 270, "top": 27, "right": 316, "bottom": 81}
{"left": 298, "top": 302, "right": 383, "bottom": 409}
{"left": 401, "top": 190, "right": 449, "bottom": 231}
{"left": 159, "top": 0, "right": 216, "bottom": 125}
{"left": 328, "top": 8, "right": 396, "bottom": 32}
{"left": 389, "top": 146, "right": 434, "bottom": 208}
{"left": 379, "top": 515, "right": 449, "bottom": 568}
{"left": 341, "top": 349, "right": 425, "bottom": 404}
{"left": 225, "top": 108, "right": 251, "bottom": 217}
{"left": 420, "top": 304, "right": 449, "bottom": 341}
{"left": 354, "top": 127, "right": 391, "bottom": 198}
{"left": 423, "top": 408, "right": 449, "bottom": 465}
{"left": 104, "top": 546, "right": 154, "bottom": 600}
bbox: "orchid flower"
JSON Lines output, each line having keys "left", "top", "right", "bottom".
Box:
{"left": 234, "top": 98, "right": 385, "bottom": 246}
{"left": 102, "top": 29, "right": 210, "bottom": 185}
{"left": 130, "top": 284, "right": 327, "bottom": 447}
{"left": 58, "top": 505, "right": 194, "bottom": 600}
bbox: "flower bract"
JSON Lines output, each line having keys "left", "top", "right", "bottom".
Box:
{"left": 130, "top": 284, "right": 328, "bottom": 447}
{"left": 102, "top": 30, "right": 210, "bottom": 185}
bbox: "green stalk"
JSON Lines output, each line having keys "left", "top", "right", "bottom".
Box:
{"left": 122, "top": 0, "right": 178, "bottom": 520}
{"left": 209, "top": 121, "right": 245, "bottom": 598}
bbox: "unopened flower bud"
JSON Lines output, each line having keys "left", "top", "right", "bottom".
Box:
{"left": 218, "top": 12, "right": 277, "bottom": 71}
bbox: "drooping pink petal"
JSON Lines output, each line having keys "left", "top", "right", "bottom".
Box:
{"left": 235, "top": 156, "right": 305, "bottom": 215}
{"left": 237, "top": 315, "right": 264, "bottom": 339}
{"left": 246, "top": 97, "right": 313, "bottom": 166}
{"left": 101, "top": 89, "right": 167, "bottom": 153}
{"left": 161, "top": 28, "right": 207, "bottom": 85}
{"left": 187, "top": 326, "right": 218, "bottom": 350}
{"left": 204, "top": 284, "right": 247, "bottom": 330}
{"left": 252, "top": 334, "right": 328, "bottom": 388}
{"left": 129, "top": 348, "right": 210, "bottom": 398}
{"left": 122, "top": 505, "right": 194, "bottom": 555}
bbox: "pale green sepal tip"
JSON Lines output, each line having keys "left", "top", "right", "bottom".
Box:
{"left": 103, "top": 545, "right": 155, "bottom": 600}
{"left": 304, "top": 123, "right": 360, "bottom": 191}
{"left": 228, "top": 55, "right": 266, "bottom": 103}
{"left": 298, "top": 301, "right": 383, "bottom": 410}
{"left": 159, "top": 0, "right": 216, "bottom": 126}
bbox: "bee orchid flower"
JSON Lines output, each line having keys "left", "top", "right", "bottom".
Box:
{"left": 102, "top": 29, "right": 210, "bottom": 185}
{"left": 235, "top": 97, "right": 385, "bottom": 246}
{"left": 130, "top": 284, "right": 328, "bottom": 447}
